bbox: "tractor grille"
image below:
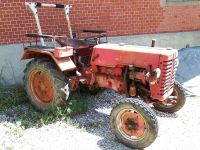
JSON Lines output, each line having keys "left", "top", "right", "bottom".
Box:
{"left": 160, "top": 58, "right": 178, "bottom": 95}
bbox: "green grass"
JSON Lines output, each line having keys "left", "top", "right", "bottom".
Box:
{"left": 0, "top": 86, "right": 88, "bottom": 129}
{"left": 0, "top": 86, "right": 28, "bottom": 110}
{"left": 19, "top": 94, "right": 88, "bottom": 129}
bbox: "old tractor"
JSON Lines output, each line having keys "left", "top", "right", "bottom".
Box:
{"left": 22, "top": 2, "right": 186, "bottom": 149}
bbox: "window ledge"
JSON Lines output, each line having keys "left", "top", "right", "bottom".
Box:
{"left": 160, "top": 0, "right": 200, "bottom": 6}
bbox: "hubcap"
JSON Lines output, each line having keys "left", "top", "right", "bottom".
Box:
{"left": 29, "top": 70, "right": 54, "bottom": 104}
{"left": 117, "top": 109, "right": 146, "bottom": 141}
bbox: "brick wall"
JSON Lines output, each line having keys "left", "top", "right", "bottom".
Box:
{"left": 0, "top": 0, "right": 200, "bottom": 44}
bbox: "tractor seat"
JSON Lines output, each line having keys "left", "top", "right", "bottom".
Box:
{"left": 56, "top": 38, "right": 89, "bottom": 49}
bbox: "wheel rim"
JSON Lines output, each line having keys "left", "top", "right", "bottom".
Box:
{"left": 116, "top": 108, "right": 147, "bottom": 141}
{"left": 29, "top": 70, "right": 54, "bottom": 104}
{"left": 161, "top": 88, "right": 178, "bottom": 108}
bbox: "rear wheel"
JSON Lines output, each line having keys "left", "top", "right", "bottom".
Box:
{"left": 24, "top": 59, "right": 70, "bottom": 111}
{"left": 154, "top": 81, "right": 186, "bottom": 113}
{"left": 110, "top": 98, "right": 158, "bottom": 149}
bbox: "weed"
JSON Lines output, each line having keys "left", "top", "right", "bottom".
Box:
{"left": 0, "top": 85, "right": 28, "bottom": 110}
{"left": 68, "top": 93, "right": 88, "bottom": 115}
{"left": 0, "top": 86, "right": 88, "bottom": 129}
{"left": 19, "top": 93, "right": 88, "bottom": 129}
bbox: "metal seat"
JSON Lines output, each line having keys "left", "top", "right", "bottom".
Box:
{"left": 56, "top": 38, "right": 90, "bottom": 49}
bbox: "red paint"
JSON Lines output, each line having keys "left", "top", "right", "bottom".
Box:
{"left": 54, "top": 47, "right": 73, "bottom": 58}
{"left": 81, "top": 67, "right": 95, "bottom": 85}
{"left": 95, "top": 74, "right": 124, "bottom": 93}
{"left": 28, "top": 69, "right": 54, "bottom": 104}
{"left": 120, "top": 110, "right": 145, "bottom": 138}
{"left": 21, "top": 48, "right": 76, "bottom": 71}
{"left": 91, "top": 44, "right": 178, "bottom": 101}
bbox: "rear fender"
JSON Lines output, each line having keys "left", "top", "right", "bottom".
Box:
{"left": 21, "top": 49, "right": 76, "bottom": 71}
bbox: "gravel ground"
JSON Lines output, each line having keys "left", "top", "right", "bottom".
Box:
{"left": 0, "top": 90, "right": 200, "bottom": 150}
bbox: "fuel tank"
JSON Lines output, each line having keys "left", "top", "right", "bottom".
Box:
{"left": 91, "top": 44, "right": 178, "bottom": 70}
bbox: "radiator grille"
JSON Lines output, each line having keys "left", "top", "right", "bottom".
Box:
{"left": 160, "top": 58, "right": 178, "bottom": 95}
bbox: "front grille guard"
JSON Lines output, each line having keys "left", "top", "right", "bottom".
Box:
{"left": 159, "top": 58, "right": 178, "bottom": 95}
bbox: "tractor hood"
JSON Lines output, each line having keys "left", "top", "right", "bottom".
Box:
{"left": 91, "top": 44, "right": 178, "bottom": 70}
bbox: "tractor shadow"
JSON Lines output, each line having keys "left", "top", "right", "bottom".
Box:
{"left": 72, "top": 90, "right": 135, "bottom": 150}
{"left": 71, "top": 90, "right": 178, "bottom": 150}
{"left": 72, "top": 109, "right": 139, "bottom": 150}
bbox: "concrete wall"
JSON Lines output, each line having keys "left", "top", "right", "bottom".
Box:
{"left": 0, "top": 31, "right": 200, "bottom": 85}
{"left": 0, "top": 44, "right": 28, "bottom": 85}
{"left": 108, "top": 31, "right": 200, "bottom": 49}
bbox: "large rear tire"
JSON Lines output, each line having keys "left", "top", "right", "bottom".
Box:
{"left": 110, "top": 98, "right": 158, "bottom": 149}
{"left": 24, "top": 59, "right": 70, "bottom": 111}
{"left": 154, "top": 81, "right": 186, "bottom": 113}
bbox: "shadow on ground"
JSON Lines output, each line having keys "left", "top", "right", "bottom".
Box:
{"left": 71, "top": 90, "right": 178, "bottom": 150}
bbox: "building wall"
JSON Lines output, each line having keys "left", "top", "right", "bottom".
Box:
{"left": 0, "top": 0, "right": 200, "bottom": 45}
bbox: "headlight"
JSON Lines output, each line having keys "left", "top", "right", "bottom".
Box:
{"left": 145, "top": 68, "right": 161, "bottom": 85}
{"left": 154, "top": 68, "right": 161, "bottom": 79}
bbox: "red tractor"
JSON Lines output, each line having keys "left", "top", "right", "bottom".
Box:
{"left": 22, "top": 2, "right": 186, "bottom": 149}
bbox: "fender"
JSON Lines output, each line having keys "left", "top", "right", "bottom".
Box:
{"left": 21, "top": 47, "right": 76, "bottom": 71}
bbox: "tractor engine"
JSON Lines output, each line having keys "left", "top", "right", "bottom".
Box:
{"left": 93, "top": 66, "right": 125, "bottom": 93}
{"left": 90, "top": 44, "right": 179, "bottom": 101}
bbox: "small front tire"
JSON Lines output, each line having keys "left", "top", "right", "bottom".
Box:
{"left": 110, "top": 98, "right": 158, "bottom": 149}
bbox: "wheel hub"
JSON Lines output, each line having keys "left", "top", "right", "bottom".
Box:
{"left": 29, "top": 70, "right": 54, "bottom": 104}
{"left": 125, "top": 118, "right": 137, "bottom": 130}
{"left": 118, "top": 110, "right": 146, "bottom": 140}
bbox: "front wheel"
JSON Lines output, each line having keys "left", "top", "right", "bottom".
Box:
{"left": 110, "top": 98, "right": 158, "bottom": 149}
{"left": 153, "top": 81, "right": 186, "bottom": 113}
